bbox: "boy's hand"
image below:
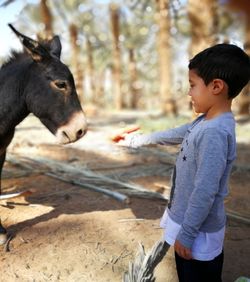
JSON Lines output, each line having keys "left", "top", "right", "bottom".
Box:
{"left": 111, "top": 125, "right": 140, "bottom": 143}
{"left": 174, "top": 240, "right": 193, "bottom": 260}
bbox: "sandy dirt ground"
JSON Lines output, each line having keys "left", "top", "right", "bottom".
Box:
{"left": 0, "top": 111, "right": 249, "bottom": 282}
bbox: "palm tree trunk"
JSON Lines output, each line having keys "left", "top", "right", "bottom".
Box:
{"left": 225, "top": 0, "right": 250, "bottom": 115}
{"left": 69, "top": 24, "right": 84, "bottom": 104}
{"left": 155, "top": 0, "right": 177, "bottom": 115}
{"left": 110, "top": 3, "right": 123, "bottom": 110}
{"left": 86, "top": 38, "right": 97, "bottom": 104}
{"left": 96, "top": 71, "right": 105, "bottom": 106}
{"left": 238, "top": 12, "right": 250, "bottom": 115}
{"left": 40, "top": 0, "right": 53, "bottom": 39}
{"left": 188, "top": 0, "right": 219, "bottom": 116}
{"left": 128, "top": 49, "right": 140, "bottom": 109}
{"left": 188, "top": 0, "right": 219, "bottom": 58}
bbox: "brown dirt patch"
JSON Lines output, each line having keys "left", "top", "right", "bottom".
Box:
{"left": 0, "top": 113, "right": 249, "bottom": 282}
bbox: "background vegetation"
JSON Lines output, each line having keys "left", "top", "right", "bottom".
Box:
{"left": 1, "top": 0, "right": 250, "bottom": 118}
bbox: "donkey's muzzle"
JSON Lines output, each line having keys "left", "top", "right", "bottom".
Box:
{"left": 56, "top": 111, "right": 87, "bottom": 144}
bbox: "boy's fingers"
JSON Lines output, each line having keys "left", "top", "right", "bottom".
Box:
{"left": 174, "top": 240, "right": 192, "bottom": 260}
{"left": 111, "top": 125, "right": 140, "bottom": 142}
{"left": 184, "top": 249, "right": 193, "bottom": 260}
{"left": 123, "top": 125, "right": 140, "bottom": 134}
{"left": 176, "top": 248, "right": 192, "bottom": 260}
{"left": 111, "top": 134, "right": 125, "bottom": 142}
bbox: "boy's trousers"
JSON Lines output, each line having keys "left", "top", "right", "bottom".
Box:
{"left": 175, "top": 251, "right": 224, "bottom": 282}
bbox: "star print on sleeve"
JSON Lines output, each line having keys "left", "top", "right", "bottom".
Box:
{"left": 183, "top": 155, "right": 187, "bottom": 161}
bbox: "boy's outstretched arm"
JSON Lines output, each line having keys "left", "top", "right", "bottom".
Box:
{"left": 111, "top": 123, "right": 190, "bottom": 148}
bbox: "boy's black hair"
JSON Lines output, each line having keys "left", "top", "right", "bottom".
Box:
{"left": 189, "top": 43, "right": 250, "bottom": 99}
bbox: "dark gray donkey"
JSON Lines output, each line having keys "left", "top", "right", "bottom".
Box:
{"left": 0, "top": 25, "right": 88, "bottom": 244}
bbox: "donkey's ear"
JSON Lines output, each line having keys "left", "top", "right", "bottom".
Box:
{"left": 8, "top": 24, "right": 50, "bottom": 62}
{"left": 50, "top": 36, "right": 62, "bottom": 59}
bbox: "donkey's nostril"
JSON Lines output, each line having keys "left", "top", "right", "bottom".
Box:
{"left": 76, "top": 128, "right": 87, "bottom": 139}
{"left": 76, "top": 130, "right": 83, "bottom": 139}
{"left": 62, "top": 131, "right": 70, "bottom": 141}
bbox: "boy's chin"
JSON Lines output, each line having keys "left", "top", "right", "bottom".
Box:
{"left": 192, "top": 106, "right": 201, "bottom": 114}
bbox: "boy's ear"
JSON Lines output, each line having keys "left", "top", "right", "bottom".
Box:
{"left": 212, "top": 79, "right": 225, "bottom": 95}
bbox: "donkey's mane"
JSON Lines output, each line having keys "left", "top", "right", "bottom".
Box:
{"left": 0, "top": 50, "right": 29, "bottom": 70}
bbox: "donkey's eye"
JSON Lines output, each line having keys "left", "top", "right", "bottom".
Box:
{"left": 55, "top": 81, "right": 67, "bottom": 89}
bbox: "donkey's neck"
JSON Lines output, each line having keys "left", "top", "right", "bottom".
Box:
{"left": 0, "top": 58, "right": 31, "bottom": 136}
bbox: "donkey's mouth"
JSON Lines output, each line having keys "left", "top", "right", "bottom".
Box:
{"left": 55, "top": 130, "right": 74, "bottom": 144}
{"left": 56, "top": 127, "right": 87, "bottom": 144}
{"left": 55, "top": 111, "right": 88, "bottom": 144}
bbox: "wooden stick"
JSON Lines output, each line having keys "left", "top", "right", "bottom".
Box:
{"left": 226, "top": 209, "right": 250, "bottom": 225}
{"left": 46, "top": 172, "right": 130, "bottom": 203}
{"left": 0, "top": 190, "right": 33, "bottom": 201}
{"left": 7, "top": 153, "right": 165, "bottom": 200}
{"left": 118, "top": 218, "right": 145, "bottom": 223}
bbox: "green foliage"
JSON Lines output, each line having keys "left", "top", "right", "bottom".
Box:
{"left": 137, "top": 115, "right": 191, "bottom": 133}
{"left": 8, "top": 0, "right": 246, "bottom": 111}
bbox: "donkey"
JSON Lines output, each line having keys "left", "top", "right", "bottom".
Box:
{"left": 0, "top": 24, "right": 88, "bottom": 243}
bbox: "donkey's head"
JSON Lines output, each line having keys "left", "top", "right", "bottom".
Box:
{"left": 9, "top": 24, "right": 87, "bottom": 144}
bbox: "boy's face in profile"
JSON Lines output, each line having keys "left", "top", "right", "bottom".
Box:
{"left": 188, "top": 69, "right": 214, "bottom": 114}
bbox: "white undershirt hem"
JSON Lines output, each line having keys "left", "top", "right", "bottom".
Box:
{"left": 160, "top": 209, "right": 225, "bottom": 261}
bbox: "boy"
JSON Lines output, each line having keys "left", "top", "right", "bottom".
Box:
{"left": 113, "top": 44, "right": 250, "bottom": 282}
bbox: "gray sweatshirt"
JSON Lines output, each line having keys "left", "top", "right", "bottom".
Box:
{"left": 125, "top": 112, "right": 236, "bottom": 248}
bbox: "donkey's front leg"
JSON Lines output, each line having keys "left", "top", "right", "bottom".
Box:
{"left": 0, "top": 150, "right": 6, "bottom": 195}
{"left": 0, "top": 130, "right": 14, "bottom": 195}
{"left": 0, "top": 151, "right": 7, "bottom": 245}
{"left": 0, "top": 220, "right": 7, "bottom": 245}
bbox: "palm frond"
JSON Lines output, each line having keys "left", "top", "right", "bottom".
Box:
{"left": 123, "top": 239, "right": 170, "bottom": 282}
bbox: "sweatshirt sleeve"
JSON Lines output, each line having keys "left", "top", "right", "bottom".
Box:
{"left": 176, "top": 128, "right": 228, "bottom": 248}
{"left": 123, "top": 123, "right": 190, "bottom": 148}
